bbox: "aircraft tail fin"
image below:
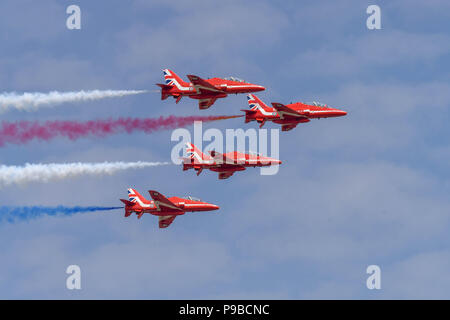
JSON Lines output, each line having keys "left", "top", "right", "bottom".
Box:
{"left": 127, "top": 188, "right": 149, "bottom": 206}
{"left": 163, "top": 69, "right": 189, "bottom": 87}
{"left": 185, "top": 142, "right": 213, "bottom": 164}
{"left": 247, "top": 94, "right": 272, "bottom": 112}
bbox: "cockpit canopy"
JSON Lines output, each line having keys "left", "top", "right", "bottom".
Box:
{"left": 184, "top": 196, "right": 202, "bottom": 201}
{"left": 223, "top": 76, "right": 247, "bottom": 83}
{"left": 248, "top": 150, "right": 262, "bottom": 156}
{"left": 310, "top": 101, "right": 328, "bottom": 108}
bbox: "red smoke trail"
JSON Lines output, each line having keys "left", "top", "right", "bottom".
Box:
{"left": 0, "top": 115, "right": 242, "bottom": 147}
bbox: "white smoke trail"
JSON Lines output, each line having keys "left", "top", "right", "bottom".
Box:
{"left": 0, "top": 161, "right": 169, "bottom": 187}
{"left": 0, "top": 90, "right": 147, "bottom": 112}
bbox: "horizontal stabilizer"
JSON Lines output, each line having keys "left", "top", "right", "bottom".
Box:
{"left": 241, "top": 109, "right": 256, "bottom": 114}
{"left": 241, "top": 109, "right": 256, "bottom": 123}
{"left": 156, "top": 83, "right": 173, "bottom": 89}
{"left": 120, "top": 199, "right": 135, "bottom": 207}
{"left": 156, "top": 83, "right": 173, "bottom": 100}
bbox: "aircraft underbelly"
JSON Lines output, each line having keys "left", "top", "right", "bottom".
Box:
{"left": 210, "top": 165, "right": 246, "bottom": 172}
{"left": 189, "top": 93, "right": 227, "bottom": 99}
{"left": 150, "top": 210, "right": 185, "bottom": 217}
{"left": 274, "top": 117, "right": 309, "bottom": 124}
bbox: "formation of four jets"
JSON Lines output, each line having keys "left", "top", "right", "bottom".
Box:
{"left": 121, "top": 69, "right": 347, "bottom": 228}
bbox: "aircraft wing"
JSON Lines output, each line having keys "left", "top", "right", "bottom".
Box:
{"left": 208, "top": 150, "right": 223, "bottom": 160}
{"left": 209, "top": 150, "right": 237, "bottom": 165}
{"left": 218, "top": 171, "right": 235, "bottom": 180}
{"left": 158, "top": 215, "right": 177, "bottom": 228}
{"left": 187, "top": 74, "right": 225, "bottom": 94}
{"left": 198, "top": 97, "right": 219, "bottom": 110}
{"left": 271, "top": 102, "right": 308, "bottom": 120}
{"left": 148, "top": 190, "right": 183, "bottom": 212}
{"left": 281, "top": 124, "right": 299, "bottom": 132}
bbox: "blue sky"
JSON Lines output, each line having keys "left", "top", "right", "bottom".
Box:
{"left": 0, "top": 0, "right": 449, "bottom": 299}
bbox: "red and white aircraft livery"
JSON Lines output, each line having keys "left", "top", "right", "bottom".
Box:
{"left": 157, "top": 69, "right": 265, "bottom": 109}
{"left": 181, "top": 142, "right": 282, "bottom": 180}
{"left": 120, "top": 188, "right": 219, "bottom": 228}
{"left": 242, "top": 94, "right": 347, "bottom": 131}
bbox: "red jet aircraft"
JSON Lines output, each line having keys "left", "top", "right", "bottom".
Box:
{"left": 242, "top": 94, "right": 347, "bottom": 131}
{"left": 181, "top": 142, "right": 282, "bottom": 179}
{"left": 157, "top": 69, "right": 265, "bottom": 109}
{"left": 120, "top": 188, "right": 219, "bottom": 228}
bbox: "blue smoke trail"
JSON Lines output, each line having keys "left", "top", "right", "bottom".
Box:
{"left": 0, "top": 206, "right": 122, "bottom": 223}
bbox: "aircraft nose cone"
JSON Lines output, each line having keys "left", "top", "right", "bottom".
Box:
{"left": 269, "top": 158, "right": 282, "bottom": 165}
{"left": 211, "top": 204, "right": 220, "bottom": 211}
{"left": 339, "top": 110, "right": 347, "bottom": 116}
{"left": 265, "top": 158, "right": 281, "bottom": 165}
{"left": 253, "top": 85, "right": 265, "bottom": 92}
